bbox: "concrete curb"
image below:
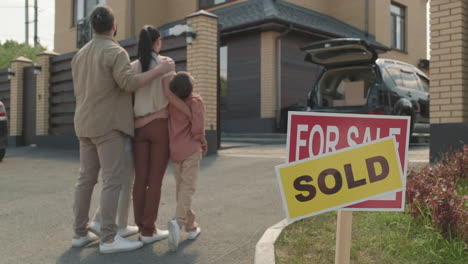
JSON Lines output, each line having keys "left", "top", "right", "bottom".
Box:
{"left": 254, "top": 219, "right": 289, "bottom": 264}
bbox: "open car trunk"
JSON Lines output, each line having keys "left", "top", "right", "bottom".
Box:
{"left": 309, "top": 66, "right": 380, "bottom": 114}
{"left": 302, "top": 38, "right": 380, "bottom": 68}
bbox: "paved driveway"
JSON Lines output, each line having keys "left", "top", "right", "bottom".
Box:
{"left": 0, "top": 145, "right": 285, "bottom": 264}
{"left": 0, "top": 142, "right": 428, "bottom": 264}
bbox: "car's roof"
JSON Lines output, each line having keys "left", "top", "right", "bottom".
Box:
{"left": 376, "top": 59, "right": 429, "bottom": 80}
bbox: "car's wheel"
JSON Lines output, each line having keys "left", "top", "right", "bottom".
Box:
{"left": 0, "top": 149, "right": 5, "bottom": 162}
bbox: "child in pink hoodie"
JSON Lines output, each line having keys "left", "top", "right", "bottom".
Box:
{"left": 164, "top": 72, "right": 207, "bottom": 251}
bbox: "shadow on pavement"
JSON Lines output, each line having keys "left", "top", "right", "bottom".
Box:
{"left": 56, "top": 240, "right": 199, "bottom": 264}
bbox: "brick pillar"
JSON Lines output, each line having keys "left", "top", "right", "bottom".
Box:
{"left": 36, "top": 51, "right": 58, "bottom": 136}
{"left": 429, "top": 0, "right": 468, "bottom": 161}
{"left": 186, "top": 10, "right": 219, "bottom": 154}
{"left": 9, "top": 57, "right": 33, "bottom": 144}
{"left": 260, "top": 31, "right": 280, "bottom": 119}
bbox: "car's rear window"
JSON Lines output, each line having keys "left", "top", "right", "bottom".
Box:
{"left": 316, "top": 66, "right": 376, "bottom": 107}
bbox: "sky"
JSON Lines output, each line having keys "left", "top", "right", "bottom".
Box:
{"left": 0, "top": 0, "right": 55, "bottom": 50}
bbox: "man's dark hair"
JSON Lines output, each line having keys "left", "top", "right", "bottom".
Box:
{"left": 170, "top": 72, "right": 193, "bottom": 99}
{"left": 90, "top": 5, "right": 115, "bottom": 34}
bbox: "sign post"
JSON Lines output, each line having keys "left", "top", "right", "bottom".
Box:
{"left": 335, "top": 211, "right": 353, "bottom": 264}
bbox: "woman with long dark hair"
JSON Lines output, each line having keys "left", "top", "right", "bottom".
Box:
{"left": 131, "top": 25, "right": 191, "bottom": 244}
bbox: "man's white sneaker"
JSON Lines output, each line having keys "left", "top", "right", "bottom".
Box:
{"left": 140, "top": 229, "right": 169, "bottom": 244}
{"left": 99, "top": 235, "right": 143, "bottom": 254}
{"left": 71, "top": 232, "right": 99, "bottom": 247}
{"left": 118, "top": 225, "right": 139, "bottom": 237}
{"left": 187, "top": 227, "right": 201, "bottom": 240}
{"left": 88, "top": 221, "right": 101, "bottom": 235}
{"left": 168, "top": 219, "right": 181, "bottom": 251}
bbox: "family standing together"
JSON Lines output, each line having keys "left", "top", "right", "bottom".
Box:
{"left": 70, "top": 5, "right": 207, "bottom": 254}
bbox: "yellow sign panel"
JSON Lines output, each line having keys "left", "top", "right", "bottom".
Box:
{"left": 276, "top": 137, "right": 403, "bottom": 222}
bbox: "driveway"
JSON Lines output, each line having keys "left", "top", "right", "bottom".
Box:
{"left": 0, "top": 142, "right": 428, "bottom": 264}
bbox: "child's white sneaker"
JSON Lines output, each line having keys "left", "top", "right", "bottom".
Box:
{"left": 168, "top": 219, "right": 181, "bottom": 251}
{"left": 187, "top": 227, "right": 201, "bottom": 240}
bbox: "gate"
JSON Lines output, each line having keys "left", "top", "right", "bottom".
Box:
{"left": 23, "top": 66, "right": 36, "bottom": 146}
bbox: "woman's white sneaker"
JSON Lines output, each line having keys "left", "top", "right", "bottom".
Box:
{"left": 168, "top": 219, "right": 181, "bottom": 251}
{"left": 71, "top": 231, "right": 99, "bottom": 247}
{"left": 187, "top": 227, "right": 201, "bottom": 240}
{"left": 99, "top": 235, "right": 143, "bottom": 254}
{"left": 140, "top": 229, "right": 169, "bottom": 244}
{"left": 117, "top": 225, "right": 139, "bottom": 237}
{"left": 88, "top": 221, "right": 101, "bottom": 235}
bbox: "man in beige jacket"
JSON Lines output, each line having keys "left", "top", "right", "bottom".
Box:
{"left": 70, "top": 5, "right": 174, "bottom": 254}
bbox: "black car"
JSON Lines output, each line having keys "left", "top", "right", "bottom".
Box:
{"left": 302, "top": 38, "right": 430, "bottom": 138}
{"left": 0, "top": 100, "right": 7, "bottom": 161}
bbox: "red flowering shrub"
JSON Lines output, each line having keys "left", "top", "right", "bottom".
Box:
{"left": 406, "top": 151, "right": 468, "bottom": 242}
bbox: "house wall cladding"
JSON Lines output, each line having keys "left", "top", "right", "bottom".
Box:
{"left": 48, "top": 35, "right": 187, "bottom": 136}
{"left": 0, "top": 69, "right": 10, "bottom": 119}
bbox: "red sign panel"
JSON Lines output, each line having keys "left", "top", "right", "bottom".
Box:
{"left": 287, "top": 112, "right": 410, "bottom": 211}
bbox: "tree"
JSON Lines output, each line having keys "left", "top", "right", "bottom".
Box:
{"left": 0, "top": 40, "right": 46, "bottom": 68}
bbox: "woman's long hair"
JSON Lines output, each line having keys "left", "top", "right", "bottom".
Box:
{"left": 137, "top": 25, "right": 161, "bottom": 72}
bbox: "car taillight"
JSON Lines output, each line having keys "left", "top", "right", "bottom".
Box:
{"left": 368, "top": 111, "right": 385, "bottom": 115}
{"left": 0, "top": 103, "right": 6, "bottom": 118}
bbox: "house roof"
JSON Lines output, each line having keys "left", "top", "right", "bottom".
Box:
{"left": 160, "top": 0, "right": 388, "bottom": 50}
{"left": 213, "top": 0, "right": 387, "bottom": 50}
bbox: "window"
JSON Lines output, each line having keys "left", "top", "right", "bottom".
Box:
{"left": 73, "top": 0, "right": 106, "bottom": 25}
{"left": 400, "top": 71, "right": 420, "bottom": 91}
{"left": 387, "top": 67, "right": 421, "bottom": 91}
{"left": 317, "top": 67, "right": 376, "bottom": 107}
{"left": 417, "top": 75, "right": 430, "bottom": 93}
{"left": 387, "top": 68, "right": 404, "bottom": 87}
{"left": 220, "top": 46, "right": 228, "bottom": 98}
{"left": 199, "top": 0, "right": 234, "bottom": 9}
{"left": 391, "top": 3, "right": 405, "bottom": 51}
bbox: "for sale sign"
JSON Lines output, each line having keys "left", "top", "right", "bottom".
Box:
{"left": 286, "top": 112, "right": 410, "bottom": 211}
{"left": 276, "top": 137, "right": 404, "bottom": 222}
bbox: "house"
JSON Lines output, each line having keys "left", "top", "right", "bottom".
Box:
{"left": 54, "top": 0, "right": 428, "bottom": 133}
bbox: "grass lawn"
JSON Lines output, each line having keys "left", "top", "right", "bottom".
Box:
{"left": 275, "top": 211, "right": 468, "bottom": 264}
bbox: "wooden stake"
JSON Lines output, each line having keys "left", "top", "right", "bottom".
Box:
{"left": 335, "top": 211, "right": 353, "bottom": 264}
